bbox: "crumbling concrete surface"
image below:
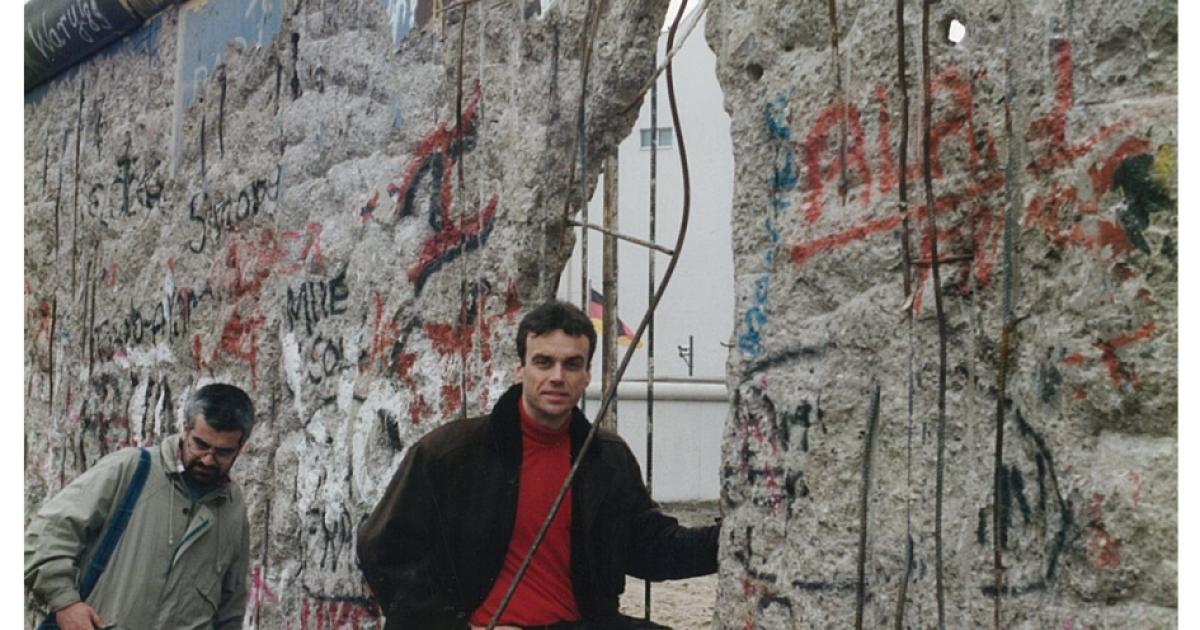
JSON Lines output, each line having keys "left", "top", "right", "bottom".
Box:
{"left": 23, "top": 0, "right": 666, "bottom": 627}
{"left": 707, "top": 0, "right": 1176, "bottom": 627}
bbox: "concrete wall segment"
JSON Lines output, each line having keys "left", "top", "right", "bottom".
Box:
{"left": 708, "top": 0, "right": 1175, "bottom": 627}
{"left": 24, "top": 0, "right": 669, "bottom": 627}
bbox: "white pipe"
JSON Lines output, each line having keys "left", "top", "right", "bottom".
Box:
{"left": 585, "top": 379, "right": 727, "bottom": 402}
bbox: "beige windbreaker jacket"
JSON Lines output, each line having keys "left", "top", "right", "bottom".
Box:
{"left": 25, "top": 434, "right": 249, "bottom": 629}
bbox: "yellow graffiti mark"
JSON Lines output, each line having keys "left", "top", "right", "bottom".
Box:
{"left": 1153, "top": 143, "right": 1175, "bottom": 189}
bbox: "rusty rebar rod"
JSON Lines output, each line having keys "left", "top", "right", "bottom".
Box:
{"left": 920, "top": 1, "right": 950, "bottom": 628}
{"left": 992, "top": 1, "right": 1022, "bottom": 626}
{"left": 891, "top": 0, "right": 916, "bottom": 623}
{"left": 568, "top": 220, "right": 675, "bottom": 255}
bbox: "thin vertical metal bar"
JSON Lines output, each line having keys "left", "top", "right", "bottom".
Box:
{"left": 644, "top": 42, "right": 658, "bottom": 620}
{"left": 827, "top": 0, "right": 848, "bottom": 205}
{"left": 454, "top": 2, "right": 469, "bottom": 419}
{"left": 601, "top": 155, "right": 619, "bottom": 430}
{"left": 855, "top": 380, "right": 881, "bottom": 630}
{"left": 920, "top": 1, "right": 950, "bottom": 627}
{"left": 48, "top": 296, "right": 57, "bottom": 417}
{"left": 992, "top": 2, "right": 1021, "bottom": 626}
{"left": 576, "top": 0, "right": 600, "bottom": 415}
{"left": 893, "top": 0, "right": 917, "bottom": 626}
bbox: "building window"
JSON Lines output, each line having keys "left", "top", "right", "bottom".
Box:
{"left": 639, "top": 127, "right": 673, "bottom": 149}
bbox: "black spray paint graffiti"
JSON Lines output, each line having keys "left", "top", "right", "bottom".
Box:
{"left": 315, "top": 506, "right": 355, "bottom": 573}
{"left": 378, "top": 409, "right": 404, "bottom": 451}
{"left": 187, "top": 167, "right": 283, "bottom": 253}
{"left": 976, "top": 407, "right": 1073, "bottom": 597}
{"left": 85, "top": 137, "right": 166, "bottom": 227}
{"left": 299, "top": 587, "right": 381, "bottom": 630}
{"left": 71, "top": 373, "right": 126, "bottom": 466}
{"left": 724, "top": 385, "right": 814, "bottom": 520}
{"left": 91, "top": 284, "right": 219, "bottom": 358}
{"left": 728, "top": 525, "right": 827, "bottom": 628}
{"left": 282, "top": 266, "right": 353, "bottom": 387}
{"left": 1112, "top": 152, "right": 1173, "bottom": 255}
{"left": 285, "top": 268, "right": 350, "bottom": 336}
{"left": 302, "top": 335, "right": 350, "bottom": 385}
{"left": 368, "top": 81, "right": 498, "bottom": 296}
{"left": 55, "top": 371, "right": 175, "bottom": 482}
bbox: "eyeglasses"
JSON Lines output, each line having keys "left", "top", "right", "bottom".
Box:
{"left": 187, "top": 435, "right": 239, "bottom": 463}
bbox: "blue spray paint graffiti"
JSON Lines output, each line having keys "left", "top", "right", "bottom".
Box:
{"left": 738, "top": 92, "right": 797, "bottom": 358}
{"left": 177, "top": 0, "right": 283, "bottom": 111}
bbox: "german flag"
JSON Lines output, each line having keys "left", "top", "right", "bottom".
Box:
{"left": 588, "top": 288, "right": 643, "bottom": 348}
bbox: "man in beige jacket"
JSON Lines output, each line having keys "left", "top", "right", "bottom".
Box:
{"left": 25, "top": 383, "right": 255, "bottom": 630}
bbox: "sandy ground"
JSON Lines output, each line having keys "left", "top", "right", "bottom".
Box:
{"left": 618, "top": 501, "right": 720, "bottom": 629}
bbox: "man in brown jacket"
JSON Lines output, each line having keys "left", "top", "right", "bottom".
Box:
{"left": 358, "top": 300, "right": 718, "bottom": 629}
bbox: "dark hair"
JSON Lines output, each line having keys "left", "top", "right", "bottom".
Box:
{"left": 516, "top": 300, "right": 597, "bottom": 366}
{"left": 185, "top": 383, "right": 255, "bottom": 441}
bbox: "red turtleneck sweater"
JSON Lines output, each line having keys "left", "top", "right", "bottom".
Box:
{"left": 469, "top": 399, "right": 581, "bottom": 626}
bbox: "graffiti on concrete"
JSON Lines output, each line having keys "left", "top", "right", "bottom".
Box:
{"left": 366, "top": 278, "right": 521, "bottom": 425}
{"left": 365, "top": 81, "right": 499, "bottom": 294}
{"left": 779, "top": 41, "right": 1171, "bottom": 322}
{"left": 737, "top": 92, "right": 795, "bottom": 358}
{"left": 298, "top": 590, "right": 380, "bottom": 630}
{"left": 723, "top": 383, "right": 811, "bottom": 521}
{"left": 26, "top": 0, "right": 116, "bottom": 59}
{"left": 86, "top": 135, "right": 166, "bottom": 228}
{"left": 285, "top": 268, "right": 350, "bottom": 337}
{"left": 975, "top": 409, "right": 1074, "bottom": 596}
{"left": 187, "top": 167, "right": 284, "bottom": 254}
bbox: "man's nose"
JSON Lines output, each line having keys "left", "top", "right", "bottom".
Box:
{"left": 549, "top": 363, "right": 565, "bottom": 381}
{"left": 200, "top": 451, "right": 217, "bottom": 465}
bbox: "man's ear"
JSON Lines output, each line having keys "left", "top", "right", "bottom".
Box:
{"left": 514, "top": 361, "right": 524, "bottom": 383}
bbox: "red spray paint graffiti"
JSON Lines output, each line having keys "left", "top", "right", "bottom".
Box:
{"left": 248, "top": 564, "right": 280, "bottom": 612}
{"left": 787, "top": 41, "right": 1154, "bottom": 285}
{"left": 193, "top": 223, "right": 327, "bottom": 388}
{"left": 777, "top": 39, "right": 1164, "bottom": 380}
{"left": 298, "top": 592, "right": 381, "bottom": 630}
{"left": 1127, "top": 470, "right": 1142, "bottom": 506}
{"left": 103, "top": 262, "right": 119, "bottom": 288}
{"left": 363, "top": 282, "right": 521, "bottom": 425}
{"left": 370, "top": 81, "right": 499, "bottom": 294}
{"left": 1086, "top": 492, "right": 1121, "bottom": 571}
{"left": 1060, "top": 321, "right": 1157, "bottom": 389}
{"left": 803, "top": 100, "right": 872, "bottom": 223}
{"left": 421, "top": 281, "right": 521, "bottom": 417}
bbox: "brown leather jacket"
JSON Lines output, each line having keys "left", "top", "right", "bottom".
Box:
{"left": 356, "top": 384, "right": 719, "bottom": 629}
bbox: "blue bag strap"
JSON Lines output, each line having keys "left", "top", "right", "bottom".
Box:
{"left": 77, "top": 447, "right": 151, "bottom": 601}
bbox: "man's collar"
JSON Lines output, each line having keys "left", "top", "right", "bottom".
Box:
{"left": 160, "top": 433, "right": 233, "bottom": 499}
{"left": 160, "top": 433, "right": 186, "bottom": 475}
